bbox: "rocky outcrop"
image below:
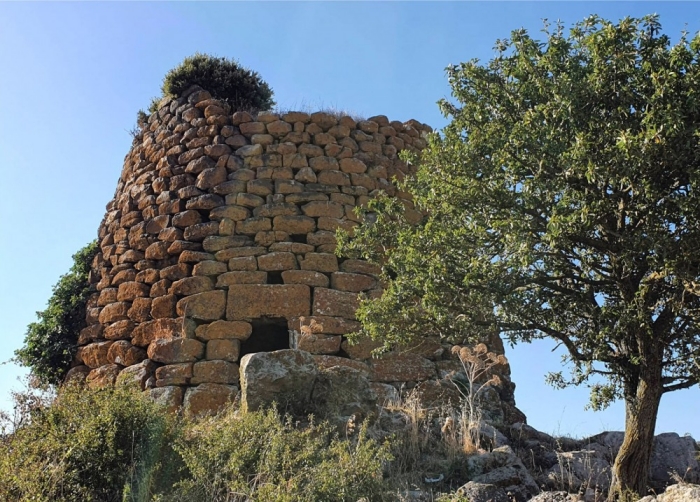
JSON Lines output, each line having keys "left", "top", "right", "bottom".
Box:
{"left": 239, "top": 349, "right": 318, "bottom": 413}
{"left": 638, "top": 483, "right": 700, "bottom": 502}
{"left": 507, "top": 423, "right": 700, "bottom": 497}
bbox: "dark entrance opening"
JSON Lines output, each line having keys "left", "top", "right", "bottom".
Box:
{"left": 240, "top": 317, "right": 290, "bottom": 357}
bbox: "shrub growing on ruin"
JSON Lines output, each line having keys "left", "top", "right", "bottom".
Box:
{"left": 16, "top": 240, "right": 98, "bottom": 386}
{"left": 161, "top": 53, "right": 275, "bottom": 112}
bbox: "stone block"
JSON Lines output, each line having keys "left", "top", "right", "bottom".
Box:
{"left": 272, "top": 215, "right": 316, "bottom": 234}
{"left": 86, "top": 364, "right": 122, "bottom": 388}
{"left": 147, "top": 338, "right": 204, "bottom": 363}
{"left": 169, "top": 276, "right": 214, "bottom": 295}
{"left": 339, "top": 158, "right": 368, "bottom": 173}
{"left": 147, "top": 386, "right": 184, "bottom": 413}
{"left": 98, "top": 288, "right": 118, "bottom": 306}
{"left": 176, "top": 290, "right": 226, "bottom": 320}
{"left": 80, "top": 341, "right": 113, "bottom": 368}
{"left": 299, "top": 253, "right": 338, "bottom": 273}
{"left": 295, "top": 333, "right": 341, "bottom": 355}
{"left": 179, "top": 250, "right": 215, "bottom": 263}
{"left": 312, "top": 288, "right": 359, "bottom": 319}
{"left": 317, "top": 170, "right": 350, "bottom": 186}
{"left": 330, "top": 272, "right": 377, "bottom": 292}
{"left": 132, "top": 318, "right": 182, "bottom": 347}
{"left": 155, "top": 363, "right": 193, "bottom": 386}
{"left": 240, "top": 349, "right": 318, "bottom": 413}
{"left": 108, "top": 340, "right": 147, "bottom": 366}
{"left": 160, "top": 263, "right": 191, "bottom": 281}
{"left": 151, "top": 294, "right": 177, "bottom": 319}
{"left": 217, "top": 271, "right": 268, "bottom": 286}
{"left": 309, "top": 156, "right": 339, "bottom": 171}
{"left": 184, "top": 383, "right": 238, "bottom": 417}
{"left": 117, "top": 281, "right": 150, "bottom": 301}
{"left": 128, "top": 297, "right": 153, "bottom": 323}
{"left": 269, "top": 242, "right": 314, "bottom": 253}
{"left": 192, "top": 260, "right": 228, "bottom": 277}
{"left": 195, "top": 320, "right": 252, "bottom": 341}
{"left": 78, "top": 324, "right": 103, "bottom": 345}
{"left": 103, "top": 319, "right": 135, "bottom": 340}
{"left": 202, "top": 235, "right": 250, "bottom": 252}
{"left": 301, "top": 201, "right": 345, "bottom": 218}
{"left": 184, "top": 222, "right": 220, "bottom": 241}
{"left": 227, "top": 284, "right": 311, "bottom": 320}
{"left": 237, "top": 217, "right": 272, "bottom": 234}
{"left": 209, "top": 205, "right": 250, "bottom": 221}
{"left": 369, "top": 355, "right": 436, "bottom": 382}
{"left": 116, "top": 359, "right": 157, "bottom": 390}
{"left": 307, "top": 231, "right": 337, "bottom": 246}
{"left": 340, "top": 259, "right": 381, "bottom": 275}
{"left": 206, "top": 339, "right": 241, "bottom": 362}
{"left": 266, "top": 120, "right": 292, "bottom": 137}
{"left": 317, "top": 217, "right": 356, "bottom": 233}
{"left": 258, "top": 252, "right": 298, "bottom": 271}
{"left": 191, "top": 360, "right": 240, "bottom": 385}
{"left": 281, "top": 270, "right": 329, "bottom": 287}
{"left": 98, "top": 302, "right": 130, "bottom": 323}
{"left": 227, "top": 256, "right": 258, "bottom": 271}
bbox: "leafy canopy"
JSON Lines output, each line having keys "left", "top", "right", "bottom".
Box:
{"left": 160, "top": 52, "right": 275, "bottom": 112}
{"left": 15, "top": 241, "right": 98, "bottom": 386}
{"left": 341, "top": 15, "right": 700, "bottom": 409}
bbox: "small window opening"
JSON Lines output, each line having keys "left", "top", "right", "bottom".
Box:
{"left": 267, "top": 271, "right": 284, "bottom": 284}
{"left": 240, "top": 317, "right": 290, "bottom": 357}
{"left": 291, "top": 234, "right": 307, "bottom": 244}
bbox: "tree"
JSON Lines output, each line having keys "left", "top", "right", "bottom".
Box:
{"left": 340, "top": 15, "right": 700, "bottom": 499}
{"left": 16, "top": 241, "right": 98, "bottom": 386}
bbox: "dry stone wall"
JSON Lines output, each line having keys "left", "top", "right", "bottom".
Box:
{"left": 69, "top": 85, "right": 522, "bottom": 421}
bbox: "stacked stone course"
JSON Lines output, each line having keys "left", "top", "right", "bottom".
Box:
{"left": 69, "top": 86, "right": 520, "bottom": 419}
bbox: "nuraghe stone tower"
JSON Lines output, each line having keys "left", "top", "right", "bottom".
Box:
{"left": 69, "top": 86, "right": 523, "bottom": 422}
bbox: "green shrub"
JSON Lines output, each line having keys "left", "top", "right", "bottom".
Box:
{"left": 170, "top": 407, "right": 392, "bottom": 502}
{"left": 15, "top": 240, "right": 98, "bottom": 386}
{"left": 0, "top": 384, "right": 178, "bottom": 502}
{"left": 161, "top": 53, "right": 274, "bottom": 112}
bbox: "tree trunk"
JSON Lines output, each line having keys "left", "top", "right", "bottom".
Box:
{"left": 608, "top": 369, "right": 663, "bottom": 501}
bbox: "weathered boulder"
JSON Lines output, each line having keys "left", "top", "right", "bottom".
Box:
{"left": 455, "top": 481, "right": 510, "bottom": 502}
{"left": 467, "top": 446, "right": 540, "bottom": 502}
{"left": 239, "top": 349, "right": 318, "bottom": 413}
{"left": 638, "top": 483, "right": 700, "bottom": 502}
{"left": 311, "top": 366, "right": 377, "bottom": 423}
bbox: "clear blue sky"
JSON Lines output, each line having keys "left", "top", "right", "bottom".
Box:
{"left": 2, "top": 2, "right": 699, "bottom": 439}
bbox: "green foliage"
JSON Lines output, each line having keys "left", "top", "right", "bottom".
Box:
{"left": 344, "top": 13, "right": 700, "bottom": 402}
{"left": 0, "top": 384, "right": 393, "bottom": 502}
{"left": 341, "top": 15, "right": 700, "bottom": 495}
{"left": 0, "top": 384, "right": 177, "bottom": 502}
{"left": 171, "top": 407, "right": 391, "bottom": 502}
{"left": 16, "top": 241, "right": 98, "bottom": 386}
{"left": 161, "top": 53, "right": 275, "bottom": 112}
